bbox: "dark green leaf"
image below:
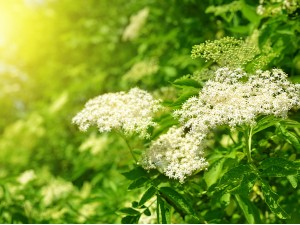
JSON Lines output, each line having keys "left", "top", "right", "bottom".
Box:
{"left": 260, "top": 157, "right": 298, "bottom": 170}
{"left": 139, "top": 186, "right": 157, "bottom": 206}
{"left": 261, "top": 181, "right": 289, "bottom": 219}
{"left": 121, "top": 215, "right": 141, "bottom": 224}
{"left": 128, "top": 177, "right": 149, "bottom": 190}
{"left": 217, "top": 164, "right": 252, "bottom": 191}
{"left": 157, "top": 195, "right": 168, "bottom": 224}
{"left": 119, "top": 207, "right": 140, "bottom": 215}
{"left": 159, "top": 187, "right": 195, "bottom": 216}
{"left": 260, "top": 165, "right": 297, "bottom": 177}
{"left": 143, "top": 208, "right": 151, "bottom": 216}
{"left": 121, "top": 167, "right": 148, "bottom": 180}
{"left": 235, "top": 194, "right": 261, "bottom": 223}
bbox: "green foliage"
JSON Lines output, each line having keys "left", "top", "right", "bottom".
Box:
{"left": 1, "top": 0, "right": 300, "bottom": 223}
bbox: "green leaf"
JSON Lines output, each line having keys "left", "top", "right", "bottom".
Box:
{"left": 139, "top": 186, "right": 157, "bottom": 206}
{"left": 171, "top": 87, "right": 199, "bottom": 108}
{"left": 204, "top": 158, "right": 226, "bottom": 188}
{"left": 159, "top": 187, "right": 195, "bottom": 216}
{"left": 173, "top": 77, "right": 201, "bottom": 88}
{"left": 287, "top": 175, "right": 298, "bottom": 188}
{"left": 143, "top": 208, "right": 151, "bottom": 216}
{"left": 241, "top": 2, "right": 260, "bottom": 25}
{"left": 121, "top": 215, "right": 141, "bottom": 224}
{"left": 157, "top": 194, "right": 169, "bottom": 224}
{"left": 260, "top": 181, "right": 289, "bottom": 219}
{"left": 128, "top": 177, "right": 149, "bottom": 190}
{"left": 119, "top": 207, "right": 140, "bottom": 215}
{"left": 260, "top": 165, "right": 297, "bottom": 177}
{"left": 216, "top": 164, "right": 252, "bottom": 191}
{"left": 121, "top": 167, "right": 148, "bottom": 180}
{"left": 235, "top": 194, "right": 261, "bottom": 223}
{"left": 259, "top": 157, "right": 298, "bottom": 171}
{"left": 232, "top": 172, "right": 257, "bottom": 196}
{"left": 253, "top": 115, "right": 280, "bottom": 135}
{"left": 280, "top": 119, "right": 300, "bottom": 128}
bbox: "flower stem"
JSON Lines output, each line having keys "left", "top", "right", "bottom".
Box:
{"left": 115, "top": 131, "right": 138, "bottom": 164}
{"left": 244, "top": 126, "right": 253, "bottom": 163}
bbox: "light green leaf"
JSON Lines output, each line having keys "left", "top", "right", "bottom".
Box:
{"left": 253, "top": 115, "right": 281, "bottom": 135}
{"left": 204, "top": 158, "right": 226, "bottom": 188}
{"left": 287, "top": 175, "right": 298, "bottom": 188}
{"left": 173, "top": 77, "right": 201, "bottom": 88}
{"left": 171, "top": 87, "right": 199, "bottom": 108}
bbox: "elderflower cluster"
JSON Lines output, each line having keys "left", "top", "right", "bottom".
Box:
{"left": 256, "top": 0, "right": 299, "bottom": 16}
{"left": 123, "top": 58, "right": 159, "bottom": 82}
{"left": 141, "top": 127, "right": 208, "bottom": 183}
{"left": 191, "top": 37, "right": 259, "bottom": 68}
{"left": 122, "top": 7, "right": 149, "bottom": 41}
{"left": 175, "top": 68, "right": 300, "bottom": 135}
{"left": 72, "top": 88, "right": 161, "bottom": 138}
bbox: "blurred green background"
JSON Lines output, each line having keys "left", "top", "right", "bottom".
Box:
{"left": 0, "top": 0, "right": 299, "bottom": 223}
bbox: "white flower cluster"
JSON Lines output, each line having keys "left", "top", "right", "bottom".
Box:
{"left": 141, "top": 127, "right": 208, "bottom": 183}
{"left": 175, "top": 68, "right": 300, "bottom": 135}
{"left": 122, "top": 7, "right": 149, "bottom": 41}
{"left": 72, "top": 88, "right": 161, "bottom": 138}
{"left": 256, "top": 0, "right": 298, "bottom": 15}
{"left": 123, "top": 58, "right": 159, "bottom": 82}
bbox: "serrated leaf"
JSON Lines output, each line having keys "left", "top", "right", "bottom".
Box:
{"left": 287, "top": 175, "right": 298, "bottom": 188}
{"left": 235, "top": 194, "right": 261, "bottom": 223}
{"left": 119, "top": 207, "right": 140, "bottom": 215}
{"left": 121, "top": 167, "right": 148, "bottom": 180}
{"left": 159, "top": 187, "right": 195, "bottom": 216}
{"left": 261, "top": 181, "right": 289, "bottom": 219}
{"left": 139, "top": 186, "right": 157, "bottom": 206}
{"left": 121, "top": 215, "right": 141, "bottom": 224}
{"left": 128, "top": 177, "right": 149, "bottom": 190}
